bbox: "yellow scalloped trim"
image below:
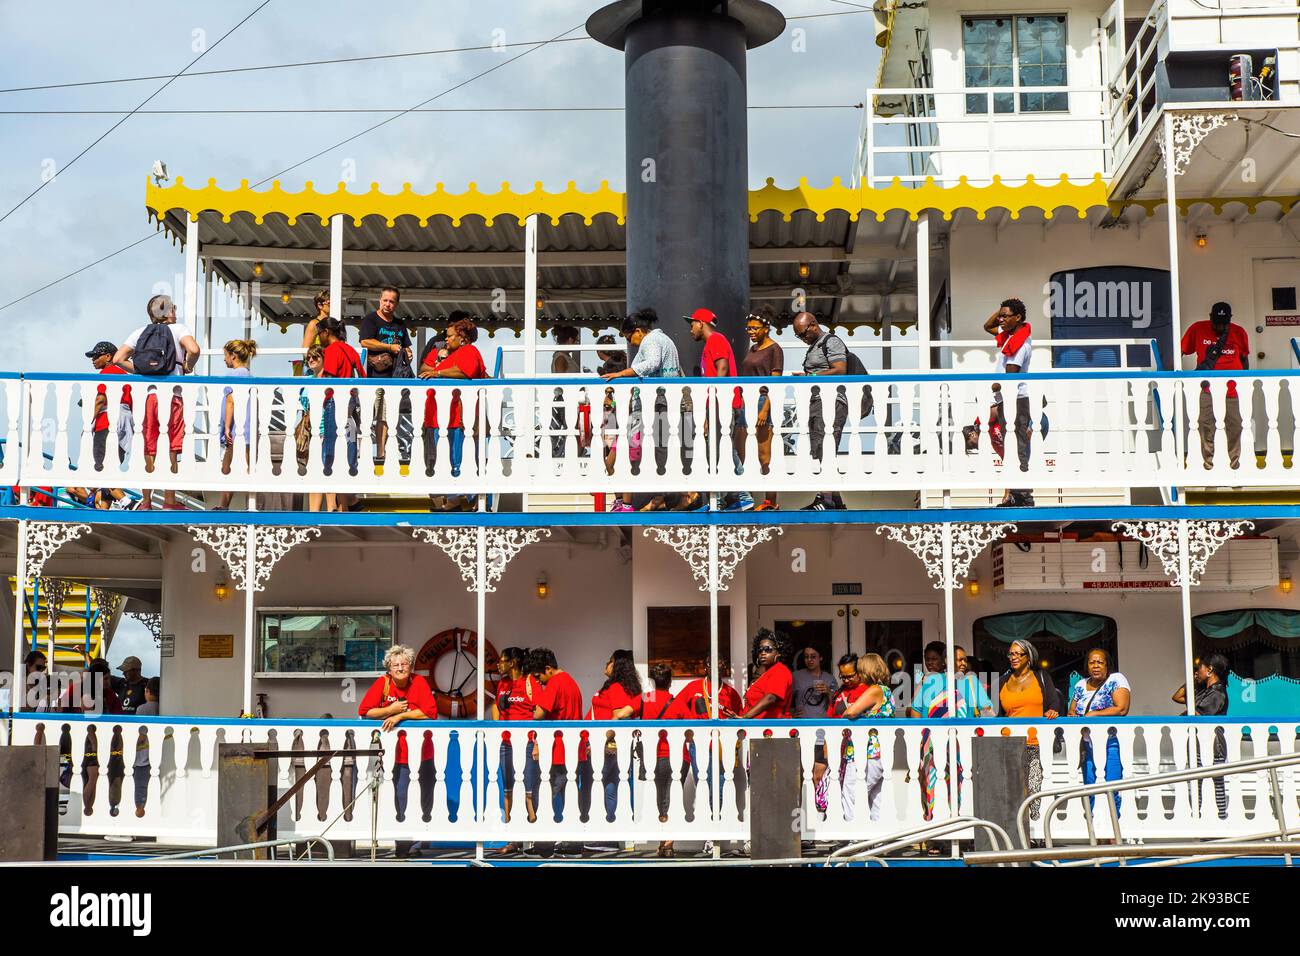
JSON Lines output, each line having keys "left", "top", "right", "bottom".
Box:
{"left": 1115, "top": 195, "right": 1300, "bottom": 217}
{"left": 146, "top": 177, "right": 629, "bottom": 227}
{"left": 146, "top": 173, "right": 1114, "bottom": 227}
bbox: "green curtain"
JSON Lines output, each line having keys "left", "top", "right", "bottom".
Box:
{"left": 981, "top": 610, "right": 1108, "bottom": 644}
{"left": 1225, "top": 672, "right": 1300, "bottom": 716}
{"left": 1195, "top": 609, "right": 1300, "bottom": 640}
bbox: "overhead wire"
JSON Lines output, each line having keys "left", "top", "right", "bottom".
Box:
{"left": 0, "top": 8, "right": 867, "bottom": 96}
{"left": 0, "top": 0, "right": 274, "bottom": 225}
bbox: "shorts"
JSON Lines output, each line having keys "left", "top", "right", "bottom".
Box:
{"left": 142, "top": 389, "right": 185, "bottom": 458}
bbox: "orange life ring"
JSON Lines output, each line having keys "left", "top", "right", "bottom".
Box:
{"left": 414, "top": 627, "right": 499, "bottom": 719}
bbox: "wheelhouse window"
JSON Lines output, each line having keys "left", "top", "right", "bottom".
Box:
{"left": 963, "top": 15, "right": 1068, "bottom": 114}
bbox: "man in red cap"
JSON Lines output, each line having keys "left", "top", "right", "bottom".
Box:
{"left": 1181, "top": 301, "right": 1248, "bottom": 470}
{"left": 685, "top": 309, "right": 755, "bottom": 511}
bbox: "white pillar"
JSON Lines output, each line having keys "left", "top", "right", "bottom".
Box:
{"left": 475, "top": 524, "right": 487, "bottom": 864}
{"left": 9, "top": 519, "right": 26, "bottom": 715}
{"left": 523, "top": 214, "right": 539, "bottom": 377}
{"left": 708, "top": 506, "right": 721, "bottom": 852}
{"left": 202, "top": 258, "right": 215, "bottom": 376}
{"left": 1177, "top": 519, "right": 1196, "bottom": 717}
{"left": 241, "top": 281, "right": 253, "bottom": 344}
{"left": 330, "top": 214, "right": 344, "bottom": 320}
{"left": 1163, "top": 112, "right": 1182, "bottom": 368}
{"left": 916, "top": 211, "right": 931, "bottom": 371}
{"left": 243, "top": 525, "right": 256, "bottom": 717}
{"left": 942, "top": 522, "right": 956, "bottom": 717}
{"left": 184, "top": 216, "right": 200, "bottom": 331}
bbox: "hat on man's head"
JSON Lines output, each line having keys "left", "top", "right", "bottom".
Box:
{"left": 118, "top": 656, "right": 143, "bottom": 673}
{"left": 1210, "top": 301, "right": 1233, "bottom": 321}
{"left": 147, "top": 294, "right": 175, "bottom": 321}
{"left": 682, "top": 308, "right": 717, "bottom": 326}
{"left": 84, "top": 341, "right": 116, "bottom": 359}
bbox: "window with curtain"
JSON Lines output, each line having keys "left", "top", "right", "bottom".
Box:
{"left": 973, "top": 610, "right": 1117, "bottom": 691}
{"left": 963, "top": 15, "right": 1068, "bottom": 114}
{"left": 1193, "top": 609, "right": 1300, "bottom": 680}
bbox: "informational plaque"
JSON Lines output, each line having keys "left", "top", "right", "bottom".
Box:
{"left": 197, "top": 634, "right": 235, "bottom": 659}
{"left": 159, "top": 634, "right": 176, "bottom": 659}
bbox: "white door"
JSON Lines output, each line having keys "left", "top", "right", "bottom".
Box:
{"left": 1252, "top": 257, "right": 1300, "bottom": 367}
{"left": 848, "top": 602, "right": 943, "bottom": 675}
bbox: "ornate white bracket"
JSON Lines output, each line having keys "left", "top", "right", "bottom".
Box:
{"left": 90, "top": 587, "right": 124, "bottom": 643}
{"left": 642, "top": 526, "right": 784, "bottom": 592}
{"left": 411, "top": 527, "right": 552, "bottom": 592}
{"left": 40, "top": 577, "right": 74, "bottom": 645}
{"left": 1157, "top": 111, "right": 1237, "bottom": 177}
{"left": 22, "top": 522, "right": 90, "bottom": 585}
{"left": 876, "top": 523, "right": 1017, "bottom": 589}
{"left": 126, "top": 610, "right": 163, "bottom": 647}
{"left": 1111, "top": 519, "right": 1253, "bottom": 587}
{"left": 189, "top": 525, "right": 322, "bottom": 592}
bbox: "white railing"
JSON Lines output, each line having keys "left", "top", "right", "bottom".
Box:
{"left": 858, "top": 85, "right": 1110, "bottom": 189}
{"left": 6, "top": 715, "right": 1293, "bottom": 846}
{"left": 9, "top": 370, "right": 1300, "bottom": 499}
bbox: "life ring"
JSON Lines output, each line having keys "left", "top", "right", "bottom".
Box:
{"left": 414, "top": 627, "right": 499, "bottom": 719}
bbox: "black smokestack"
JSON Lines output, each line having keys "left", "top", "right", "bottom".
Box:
{"left": 588, "top": 1, "right": 785, "bottom": 369}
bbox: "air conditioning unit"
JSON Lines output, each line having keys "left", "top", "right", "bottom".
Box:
{"left": 992, "top": 538, "right": 1278, "bottom": 593}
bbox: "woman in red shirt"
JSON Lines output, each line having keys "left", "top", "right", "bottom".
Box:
{"left": 316, "top": 317, "right": 364, "bottom": 379}
{"left": 493, "top": 646, "right": 539, "bottom": 721}
{"left": 420, "top": 316, "right": 488, "bottom": 505}
{"left": 358, "top": 645, "right": 436, "bottom": 732}
{"left": 737, "top": 630, "right": 793, "bottom": 719}
{"left": 588, "top": 649, "right": 644, "bottom": 720}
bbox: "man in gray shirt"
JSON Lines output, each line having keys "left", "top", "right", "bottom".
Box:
{"left": 793, "top": 311, "right": 871, "bottom": 510}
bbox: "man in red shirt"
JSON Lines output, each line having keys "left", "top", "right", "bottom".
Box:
{"left": 683, "top": 308, "right": 755, "bottom": 511}
{"left": 668, "top": 660, "right": 744, "bottom": 719}
{"left": 527, "top": 648, "right": 584, "bottom": 720}
{"left": 86, "top": 341, "right": 127, "bottom": 472}
{"left": 1181, "top": 302, "right": 1249, "bottom": 469}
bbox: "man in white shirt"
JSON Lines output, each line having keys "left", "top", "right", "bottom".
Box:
{"left": 984, "top": 298, "right": 1034, "bottom": 507}
{"left": 112, "top": 295, "right": 201, "bottom": 510}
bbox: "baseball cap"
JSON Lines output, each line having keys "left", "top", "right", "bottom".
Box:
{"left": 682, "top": 308, "right": 717, "bottom": 325}
{"left": 118, "top": 656, "right": 143, "bottom": 672}
{"left": 148, "top": 294, "right": 175, "bottom": 321}
{"left": 84, "top": 341, "right": 116, "bottom": 359}
{"left": 1210, "top": 301, "right": 1233, "bottom": 321}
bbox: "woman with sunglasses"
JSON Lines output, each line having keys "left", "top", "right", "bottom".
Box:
{"left": 23, "top": 650, "right": 50, "bottom": 712}
{"left": 735, "top": 629, "right": 793, "bottom": 719}
{"left": 999, "top": 639, "right": 1061, "bottom": 718}
{"left": 736, "top": 306, "right": 783, "bottom": 510}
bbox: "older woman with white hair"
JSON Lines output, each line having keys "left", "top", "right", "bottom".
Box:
{"left": 357, "top": 645, "right": 437, "bottom": 731}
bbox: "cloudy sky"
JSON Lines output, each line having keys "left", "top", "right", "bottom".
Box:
{"left": 0, "top": 0, "right": 880, "bottom": 674}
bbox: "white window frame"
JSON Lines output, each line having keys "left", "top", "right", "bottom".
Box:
{"left": 959, "top": 11, "right": 1071, "bottom": 115}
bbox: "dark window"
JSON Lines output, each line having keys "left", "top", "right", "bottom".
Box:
{"left": 647, "top": 606, "right": 731, "bottom": 679}
{"left": 1047, "top": 265, "right": 1173, "bottom": 369}
{"left": 1272, "top": 287, "right": 1297, "bottom": 311}
{"left": 964, "top": 15, "right": 1068, "bottom": 114}
{"left": 1193, "top": 609, "right": 1300, "bottom": 680}
{"left": 973, "top": 610, "right": 1118, "bottom": 693}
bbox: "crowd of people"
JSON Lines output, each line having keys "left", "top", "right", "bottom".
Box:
{"left": 35, "top": 287, "right": 1255, "bottom": 516}
{"left": 357, "top": 630, "right": 1229, "bottom": 733}
{"left": 19, "top": 650, "right": 160, "bottom": 715}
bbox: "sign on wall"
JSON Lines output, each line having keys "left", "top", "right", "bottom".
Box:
{"left": 1265, "top": 314, "right": 1300, "bottom": 326}
{"left": 160, "top": 634, "right": 175, "bottom": 659}
{"left": 831, "top": 583, "right": 863, "bottom": 596}
{"left": 197, "top": 634, "right": 234, "bottom": 659}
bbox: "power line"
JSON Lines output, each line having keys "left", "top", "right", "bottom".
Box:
{"left": 254, "top": 21, "right": 585, "bottom": 186}
{"left": 0, "top": 0, "right": 274, "bottom": 226}
{"left": 0, "top": 9, "right": 866, "bottom": 96}
{"left": 0, "top": 18, "right": 585, "bottom": 313}
{"left": 0, "top": 104, "right": 861, "bottom": 115}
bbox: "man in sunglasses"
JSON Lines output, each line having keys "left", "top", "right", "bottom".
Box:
{"left": 792, "top": 312, "right": 872, "bottom": 510}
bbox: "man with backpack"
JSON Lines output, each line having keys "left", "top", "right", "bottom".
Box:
{"left": 792, "top": 311, "right": 872, "bottom": 510}
{"left": 113, "top": 295, "right": 200, "bottom": 510}
{"left": 1181, "top": 301, "right": 1249, "bottom": 470}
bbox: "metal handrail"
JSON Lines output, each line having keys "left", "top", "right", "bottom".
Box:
{"left": 147, "top": 835, "right": 336, "bottom": 862}
{"left": 967, "top": 839, "right": 1300, "bottom": 867}
{"left": 825, "top": 814, "right": 1016, "bottom": 865}
{"left": 1013, "top": 749, "right": 1300, "bottom": 862}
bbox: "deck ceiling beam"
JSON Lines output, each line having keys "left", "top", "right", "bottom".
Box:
{"left": 200, "top": 242, "right": 920, "bottom": 269}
